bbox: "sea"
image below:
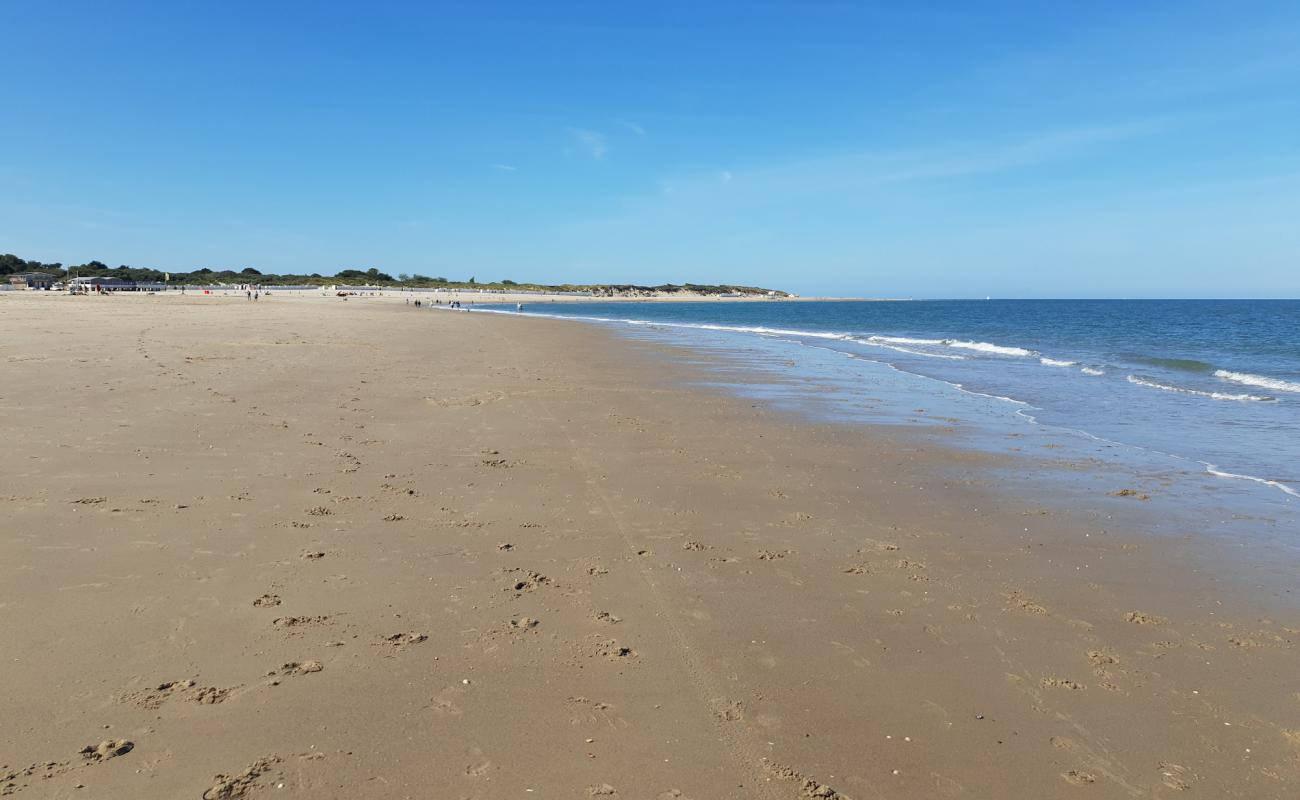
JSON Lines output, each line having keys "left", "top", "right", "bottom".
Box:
{"left": 473, "top": 299, "right": 1299, "bottom": 550}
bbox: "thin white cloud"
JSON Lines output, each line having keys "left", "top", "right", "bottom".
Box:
{"left": 643, "top": 119, "right": 1166, "bottom": 204}
{"left": 616, "top": 119, "right": 646, "bottom": 136}
{"left": 568, "top": 128, "right": 609, "bottom": 160}
{"left": 869, "top": 120, "right": 1165, "bottom": 184}
{"left": 492, "top": 163, "right": 517, "bottom": 171}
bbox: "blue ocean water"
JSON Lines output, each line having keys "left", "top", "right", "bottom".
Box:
{"left": 474, "top": 299, "right": 1299, "bottom": 533}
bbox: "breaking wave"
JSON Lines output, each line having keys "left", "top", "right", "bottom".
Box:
{"left": 1127, "top": 374, "right": 1273, "bottom": 402}
{"left": 1214, "top": 369, "right": 1300, "bottom": 394}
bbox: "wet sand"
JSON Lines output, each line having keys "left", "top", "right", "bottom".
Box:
{"left": 2, "top": 292, "right": 1297, "bottom": 799}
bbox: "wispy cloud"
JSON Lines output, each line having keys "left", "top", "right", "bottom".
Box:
{"left": 867, "top": 120, "right": 1165, "bottom": 184}
{"left": 616, "top": 119, "right": 646, "bottom": 136}
{"left": 568, "top": 128, "right": 609, "bottom": 160}
{"left": 642, "top": 119, "right": 1166, "bottom": 205}
{"left": 492, "top": 163, "right": 517, "bottom": 171}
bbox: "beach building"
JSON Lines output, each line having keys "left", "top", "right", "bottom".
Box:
{"left": 7, "top": 272, "right": 57, "bottom": 289}
{"left": 69, "top": 276, "right": 135, "bottom": 292}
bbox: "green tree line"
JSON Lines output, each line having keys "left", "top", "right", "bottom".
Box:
{"left": 1, "top": 253, "right": 786, "bottom": 296}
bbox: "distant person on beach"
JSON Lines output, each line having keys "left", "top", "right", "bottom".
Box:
{"left": 516, "top": 303, "right": 523, "bottom": 312}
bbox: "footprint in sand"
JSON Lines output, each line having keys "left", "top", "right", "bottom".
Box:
{"left": 860, "top": 539, "right": 900, "bottom": 552}
{"left": 191, "top": 687, "right": 232, "bottom": 704}
{"left": 79, "top": 740, "right": 133, "bottom": 762}
{"left": 762, "top": 762, "right": 843, "bottom": 799}
{"left": 380, "top": 632, "right": 428, "bottom": 647}
{"left": 565, "top": 696, "right": 614, "bottom": 725}
{"left": 1005, "top": 592, "right": 1049, "bottom": 615}
{"left": 504, "top": 569, "right": 550, "bottom": 593}
{"left": 202, "top": 755, "right": 282, "bottom": 800}
{"left": 273, "top": 615, "right": 331, "bottom": 630}
{"left": 269, "top": 661, "right": 323, "bottom": 678}
{"left": 427, "top": 391, "right": 506, "bottom": 408}
{"left": 1087, "top": 650, "right": 1118, "bottom": 667}
{"left": 594, "top": 639, "right": 637, "bottom": 660}
{"left": 123, "top": 680, "right": 233, "bottom": 708}
{"left": 430, "top": 686, "right": 467, "bottom": 716}
{"left": 252, "top": 593, "right": 281, "bottom": 608}
{"left": 3, "top": 760, "right": 73, "bottom": 794}
{"left": 1125, "top": 611, "right": 1167, "bottom": 625}
{"left": 710, "top": 698, "right": 745, "bottom": 722}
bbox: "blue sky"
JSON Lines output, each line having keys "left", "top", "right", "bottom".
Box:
{"left": 3, "top": 1, "right": 1299, "bottom": 297}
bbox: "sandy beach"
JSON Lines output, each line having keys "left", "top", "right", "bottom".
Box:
{"left": 2, "top": 292, "right": 1297, "bottom": 799}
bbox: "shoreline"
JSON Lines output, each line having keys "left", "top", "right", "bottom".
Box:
{"left": 2, "top": 293, "right": 1297, "bottom": 798}
{"left": 463, "top": 298, "right": 1300, "bottom": 513}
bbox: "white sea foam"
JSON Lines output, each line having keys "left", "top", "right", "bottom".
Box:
{"left": 617, "top": 320, "right": 851, "bottom": 339}
{"left": 1214, "top": 369, "right": 1300, "bottom": 394}
{"left": 477, "top": 308, "right": 1038, "bottom": 362}
{"left": 1201, "top": 463, "right": 1300, "bottom": 498}
{"left": 688, "top": 323, "right": 848, "bottom": 339}
{"left": 1126, "top": 375, "right": 1273, "bottom": 402}
{"left": 868, "top": 335, "right": 946, "bottom": 346}
{"left": 1080, "top": 366, "right": 1105, "bottom": 376}
{"left": 871, "top": 344, "right": 965, "bottom": 360}
{"left": 1039, "top": 357, "right": 1076, "bottom": 367}
{"left": 866, "top": 335, "right": 1034, "bottom": 358}
{"left": 943, "top": 340, "right": 1037, "bottom": 357}
{"left": 856, "top": 337, "right": 965, "bottom": 359}
{"left": 875, "top": 362, "right": 1033, "bottom": 406}
{"left": 476, "top": 308, "right": 856, "bottom": 342}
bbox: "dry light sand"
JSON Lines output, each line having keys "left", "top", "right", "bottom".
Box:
{"left": 1, "top": 292, "right": 1297, "bottom": 799}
